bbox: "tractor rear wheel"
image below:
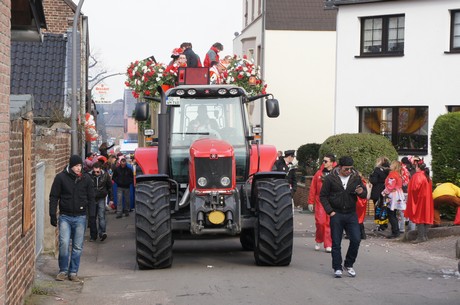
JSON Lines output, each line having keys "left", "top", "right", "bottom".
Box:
{"left": 253, "top": 178, "right": 293, "bottom": 266}
{"left": 135, "top": 180, "right": 173, "bottom": 269}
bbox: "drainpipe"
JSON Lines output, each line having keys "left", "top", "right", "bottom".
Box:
{"left": 260, "top": 0, "right": 266, "bottom": 144}
{"left": 71, "top": 0, "right": 85, "bottom": 155}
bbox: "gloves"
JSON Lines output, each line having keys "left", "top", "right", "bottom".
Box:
{"left": 308, "top": 204, "right": 314, "bottom": 212}
{"left": 50, "top": 214, "right": 57, "bottom": 227}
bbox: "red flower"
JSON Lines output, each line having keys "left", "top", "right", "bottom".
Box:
{"left": 144, "top": 90, "right": 151, "bottom": 96}
{"left": 237, "top": 74, "right": 244, "bottom": 79}
{"left": 243, "top": 55, "right": 247, "bottom": 59}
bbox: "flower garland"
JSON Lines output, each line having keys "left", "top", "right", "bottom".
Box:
{"left": 125, "top": 55, "right": 267, "bottom": 99}
{"left": 125, "top": 59, "right": 178, "bottom": 99}
{"left": 224, "top": 55, "right": 267, "bottom": 97}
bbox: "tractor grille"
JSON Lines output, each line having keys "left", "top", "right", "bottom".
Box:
{"left": 195, "top": 157, "right": 232, "bottom": 189}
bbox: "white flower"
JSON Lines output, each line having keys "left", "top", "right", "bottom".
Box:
{"left": 156, "top": 77, "right": 161, "bottom": 82}
{"left": 159, "top": 68, "right": 164, "bottom": 73}
{"left": 243, "top": 67, "right": 248, "bottom": 72}
{"left": 246, "top": 72, "right": 251, "bottom": 77}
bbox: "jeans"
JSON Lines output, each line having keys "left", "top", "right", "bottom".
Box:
{"left": 330, "top": 211, "right": 361, "bottom": 271}
{"left": 116, "top": 187, "right": 131, "bottom": 215}
{"left": 89, "top": 198, "right": 107, "bottom": 239}
{"left": 58, "top": 214, "right": 86, "bottom": 274}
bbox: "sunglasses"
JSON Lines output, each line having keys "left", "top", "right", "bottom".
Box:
{"left": 322, "top": 160, "right": 329, "bottom": 163}
{"left": 342, "top": 167, "right": 353, "bottom": 172}
{"left": 93, "top": 170, "right": 101, "bottom": 174}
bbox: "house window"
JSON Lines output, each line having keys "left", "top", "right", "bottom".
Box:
{"left": 447, "top": 106, "right": 460, "bottom": 112}
{"left": 450, "top": 10, "right": 460, "bottom": 52}
{"left": 359, "top": 107, "right": 428, "bottom": 154}
{"left": 361, "top": 14, "right": 405, "bottom": 56}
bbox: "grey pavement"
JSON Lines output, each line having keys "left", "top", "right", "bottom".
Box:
{"left": 26, "top": 209, "right": 460, "bottom": 304}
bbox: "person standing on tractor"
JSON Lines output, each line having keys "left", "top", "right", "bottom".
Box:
{"left": 181, "top": 42, "right": 202, "bottom": 67}
{"left": 203, "top": 42, "right": 223, "bottom": 67}
{"left": 274, "top": 150, "right": 297, "bottom": 195}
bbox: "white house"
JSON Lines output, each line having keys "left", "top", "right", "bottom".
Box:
{"left": 234, "top": 0, "right": 337, "bottom": 153}
{"left": 330, "top": 0, "right": 460, "bottom": 165}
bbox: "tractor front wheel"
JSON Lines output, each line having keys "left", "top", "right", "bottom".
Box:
{"left": 135, "top": 180, "right": 173, "bottom": 269}
{"left": 253, "top": 178, "right": 293, "bottom": 266}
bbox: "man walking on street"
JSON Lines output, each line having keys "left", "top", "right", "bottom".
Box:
{"left": 49, "top": 155, "right": 95, "bottom": 282}
{"left": 89, "top": 162, "right": 114, "bottom": 242}
{"left": 112, "top": 156, "right": 134, "bottom": 218}
{"left": 320, "top": 156, "right": 367, "bottom": 278}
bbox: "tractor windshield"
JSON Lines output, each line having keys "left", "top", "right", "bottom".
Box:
{"left": 170, "top": 96, "right": 247, "bottom": 147}
{"left": 169, "top": 96, "right": 249, "bottom": 183}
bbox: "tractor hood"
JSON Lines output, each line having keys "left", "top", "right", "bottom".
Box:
{"left": 189, "top": 138, "right": 234, "bottom": 159}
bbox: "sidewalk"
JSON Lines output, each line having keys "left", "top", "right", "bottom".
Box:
{"left": 26, "top": 209, "right": 460, "bottom": 304}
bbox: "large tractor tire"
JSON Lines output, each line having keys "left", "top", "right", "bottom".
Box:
{"left": 253, "top": 178, "right": 293, "bottom": 266}
{"left": 135, "top": 180, "right": 173, "bottom": 269}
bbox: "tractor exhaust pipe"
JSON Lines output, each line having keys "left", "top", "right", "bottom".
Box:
{"left": 158, "top": 87, "right": 169, "bottom": 175}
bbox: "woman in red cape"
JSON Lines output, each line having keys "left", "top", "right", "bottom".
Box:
{"left": 308, "top": 154, "right": 336, "bottom": 252}
{"left": 405, "top": 162, "right": 433, "bottom": 243}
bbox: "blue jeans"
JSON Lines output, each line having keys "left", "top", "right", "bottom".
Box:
{"left": 330, "top": 211, "right": 361, "bottom": 271}
{"left": 58, "top": 214, "right": 86, "bottom": 274}
{"left": 116, "top": 187, "right": 131, "bottom": 215}
{"left": 89, "top": 198, "right": 107, "bottom": 239}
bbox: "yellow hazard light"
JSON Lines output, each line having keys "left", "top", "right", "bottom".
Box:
{"left": 208, "top": 210, "right": 225, "bottom": 225}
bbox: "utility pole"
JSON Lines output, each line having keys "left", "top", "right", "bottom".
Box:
{"left": 71, "top": 0, "right": 85, "bottom": 155}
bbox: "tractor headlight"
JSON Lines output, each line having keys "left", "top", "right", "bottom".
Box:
{"left": 229, "top": 88, "right": 238, "bottom": 95}
{"left": 217, "top": 88, "right": 227, "bottom": 95}
{"left": 187, "top": 89, "right": 197, "bottom": 95}
{"left": 220, "top": 176, "right": 231, "bottom": 187}
{"left": 197, "top": 177, "right": 208, "bottom": 187}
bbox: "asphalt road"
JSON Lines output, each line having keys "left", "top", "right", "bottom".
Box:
{"left": 28, "top": 211, "right": 460, "bottom": 305}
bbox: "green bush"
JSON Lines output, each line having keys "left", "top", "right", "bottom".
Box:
{"left": 296, "top": 143, "right": 321, "bottom": 175}
{"left": 319, "top": 133, "right": 398, "bottom": 177}
{"left": 431, "top": 112, "right": 460, "bottom": 185}
{"left": 431, "top": 112, "right": 460, "bottom": 221}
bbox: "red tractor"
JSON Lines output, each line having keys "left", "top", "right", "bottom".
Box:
{"left": 134, "top": 75, "right": 293, "bottom": 269}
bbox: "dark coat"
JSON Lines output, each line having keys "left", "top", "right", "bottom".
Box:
{"left": 369, "top": 166, "right": 390, "bottom": 202}
{"left": 274, "top": 158, "right": 297, "bottom": 192}
{"left": 49, "top": 167, "right": 95, "bottom": 217}
{"left": 90, "top": 169, "right": 113, "bottom": 201}
{"left": 112, "top": 165, "right": 134, "bottom": 188}
{"left": 319, "top": 167, "right": 367, "bottom": 215}
{"left": 183, "top": 48, "right": 200, "bottom": 68}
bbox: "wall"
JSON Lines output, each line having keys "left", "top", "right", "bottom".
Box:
{"left": 42, "top": 0, "right": 75, "bottom": 34}
{"left": 334, "top": 0, "right": 460, "bottom": 165}
{"left": 263, "top": 30, "right": 336, "bottom": 152}
{"left": 7, "top": 111, "right": 35, "bottom": 305}
{"left": 35, "top": 123, "right": 71, "bottom": 254}
{"left": 0, "top": 1, "right": 11, "bottom": 304}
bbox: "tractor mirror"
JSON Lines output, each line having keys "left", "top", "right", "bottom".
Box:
{"left": 134, "top": 102, "right": 149, "bottom": 121}
{"left": 266, "top": 99, "right": 280, "bottom": 118}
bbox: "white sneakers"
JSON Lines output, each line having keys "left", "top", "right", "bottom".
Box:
{"left": 346, "top": 267, "right": 356, "bottom": 277}
{"left": 334, "top": 267, "right": 356, "bottom": 278}
{"left": 315, "top": 244, "right": 332, "bottom": 253}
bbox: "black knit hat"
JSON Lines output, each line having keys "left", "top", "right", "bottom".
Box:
{"left": 69, "top": 155, "right": 83, "bottom": 168}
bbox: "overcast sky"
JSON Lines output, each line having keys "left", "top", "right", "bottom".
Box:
{"left": 83, "top": 0, "right": 243, "bottom": 102}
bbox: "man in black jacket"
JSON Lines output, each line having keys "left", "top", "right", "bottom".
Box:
{"left": 181, "top": 42, "right": 201, "bottom": 68}
{"left": 49, "top": 155, "right": 95, "bottom": 282}
{"left": 320, "top": 156, "right": 367, "bottom": 278}
{"left": 274, "top": 150, "right": 297, "bottom": 195}
{"left": 89, "top": 162, "right": 113, "bottom": 242}
{"left": 112, "top": 156, "right": 134, "bottom": 218}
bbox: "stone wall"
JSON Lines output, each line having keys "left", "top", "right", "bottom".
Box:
{"left": 35, "top": 123, "right": 71, "bottom": 255}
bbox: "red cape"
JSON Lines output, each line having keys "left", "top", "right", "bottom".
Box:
{"left": 405, "top": 171, "right": 434, "bottom": 224}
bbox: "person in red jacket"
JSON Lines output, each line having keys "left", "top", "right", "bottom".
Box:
{"left": 405, "top": 161, "right": 434, "bottom": 243}
{"left": 203, "top": 42, "right": 223, "bottom": 67}
{"left": 356, "top": 174, "right": 369, "bottom": 240}
{"left": 308, "top": 153, "right": 335, "bottom": 252}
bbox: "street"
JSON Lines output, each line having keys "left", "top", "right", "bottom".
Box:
{"left": 28, "top": 211, "right": 460, "bottom": 305}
